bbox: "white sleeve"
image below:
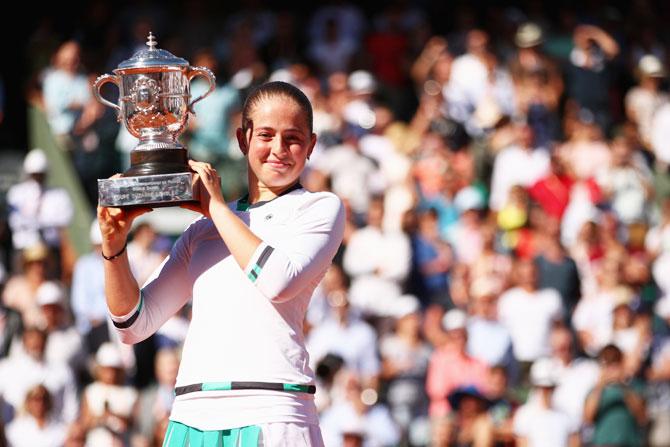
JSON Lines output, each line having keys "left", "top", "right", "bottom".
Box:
{"left": 343, "top": 231, "right": 378, "bottom": 277}
{"left": 109, "top": 222, "right": 197, "bottom": 344}
{"left": 512, "top": 406, "right": 530, "bottom": 436}
{"left": 243, "top": 193, "right": 345, "bottom": 303}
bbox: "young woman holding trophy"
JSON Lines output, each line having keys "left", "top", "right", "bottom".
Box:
{"left": 98, "top": 81, "right": 345, "bottom": 446}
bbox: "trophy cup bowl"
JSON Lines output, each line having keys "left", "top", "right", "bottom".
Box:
{"left": 94, "top": 33, "right": 215, "bottom": 207}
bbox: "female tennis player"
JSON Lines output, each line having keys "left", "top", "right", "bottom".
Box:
{"left": 98, "top": 81, "right": 345, "bottom": 446}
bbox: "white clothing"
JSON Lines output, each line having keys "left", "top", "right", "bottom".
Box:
{"left": 127, "top": 243, "right": 165, "bottom": 287}
{"left": 306, "top": 317, "right": 380, "bottom": 378}
{"left": 513, "top": 402, "right": 577, "bottom": 447}
{"left": 467, "top": 317, "right": 513, "bottom": 367}
{"left": 572, "top": 291, "right": 616, "bottom": 356}
{"left": 42, "top": 68, "right": 90, "bottom": 135}
{"left": 498, "top": 287, "right": 562, "bottom": 362}
{"left": 7, "top": 179, "right": 73, "bottom": 249}
{"left": 312, "top": 144, "right": 380, "bottom": 215}
{"left": 5, "top": 416, "right": 67, "bottom": 447}
{"left": 45, "top": 326, "right": 85, "bottom": 371}
{"left": 489, "top": 145, "right": 550, "bottom": 211}
{"left": 651, "top": 102, "right": 670, "bottom": 163}
{"left": 84, "top": 382, "right": 138, "bottom": 417}
{"left": 110, "top": 189, "right": 344, "bottom": 431}
{"left": 625, "top": 87, "right": 668, "bottom": 145}
{"left": 320, "top": 401, "right": 400, "bottom": 447}
{"left": 0, "top": 351, "right": 77, "bottom": 423}
{"left": 550, "top": 357, "right": 600, "bottom": 426}
{"left": 344, "top": 227, "right": 411, "bottom": 316}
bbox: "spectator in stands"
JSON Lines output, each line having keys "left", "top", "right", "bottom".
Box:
{"left": 426, "top": 309, "right": 490, "bottom": 420}
{"left": 344, "top": 195, "right": 411, "bottom": 316}
{"left": 137, "top": 348, "right": 180, "bottom": 444}
{"left": 0, "top": 327, "right": 77, "bottom": 424}
{"left": 2, "top": 243, "right": 50, "bottom": 327}
{"left": 81, "top": 342, "right": 139, "bottom": 446}
{"left": 71, "top": 220, "right": 107, "bottom": 341}
{"left": 498, "top": 259, "right": 563, "bottom": 369}
{"left": 6, "top": 148, "right": 73, "bottom": 259}
{"left": 4, "top": 385, "right": 67, "bottom": 447}
{"left": 379, "top": 295, "right": 431, "bottom": 444}
{"left": 42, "top": 40, "right": 91, "bottom": 151}
{"left": 320, "top": 370, "right": 400, "bottom": 447}
{"left": 36, "top": 281, "right": 84, "bottom": 372}
{"left": 306, "top": 287, "right": 380, "bottom": 388}
{"left": 584, "top": 344, "right": 647, "bottom": 447}
{"left": 625, "top": 54, "right": 667, "bottom": 150}
{"left": 126, "top": 222, "right": 164, "bottom": 287}
{"left": 513, "top": 358, "right": 580, "bottom": 447}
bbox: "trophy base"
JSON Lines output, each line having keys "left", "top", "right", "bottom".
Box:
{"left": 98, "top": 172, "right": 196, "bottom": 208}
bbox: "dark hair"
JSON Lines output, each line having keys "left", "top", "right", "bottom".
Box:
{"left": 241, "top": 81, "right": 313, "bottom": 134}
{"left": 598, "top": 344, "right": 623, "bottom": 365}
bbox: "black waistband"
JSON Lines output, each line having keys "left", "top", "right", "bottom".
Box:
{"left": 174, "top": 381, "right": 316, "bottom": 396}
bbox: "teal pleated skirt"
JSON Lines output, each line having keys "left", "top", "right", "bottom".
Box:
{"left": 163, "top": 420, "right": 261, "bottom": 447}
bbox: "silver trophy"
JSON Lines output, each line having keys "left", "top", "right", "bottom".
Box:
{"left": 94, "top": 33, "right": 215, "bottom": 207}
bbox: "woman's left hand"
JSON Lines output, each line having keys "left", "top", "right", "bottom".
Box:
{"left": 182, "top": 160, "right": 224, "bottom": 218}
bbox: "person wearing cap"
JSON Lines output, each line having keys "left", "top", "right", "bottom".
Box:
{"left": 435, "top": 385, "right": 494, "bottom": 447}
{"left": 379, "top": 295, "right": 431, "bottom": 443}
{"left": 509, "top": 22, "right": 563, "bottom": 148}
{"left": 6, "top": 148, "right": 74, "bottom": 255}
{"left": 513, "top": 358, "right": 580, "bottom": 447}
{"left": 81, "top": 342, "right": 139, "bottom": 446}
{"left": 625, "top": 54, "right": 667, "bottom": 149}
{"left": 584, "top": 344, "right": 646, "bottom": 447}
{"left": 36, "top": 281, "right": 85, "bottom": 372}
{"left": 0, "top": 326, "right": 78, "bottom": 425}
{"left": 1, "top": 242, "right": 50, "bottom": 327}
{"left": 426, "top": 308, "right": 491, "bottom": 420}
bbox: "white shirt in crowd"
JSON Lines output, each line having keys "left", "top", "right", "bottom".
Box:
{"left": 498, "top": 287, "right": 563, "bottom": 362}
{"left": 7, "top": 179, "right": 73, "bottom": 250}
{"left": 549, "top": 357, "right": 600, "bottom": 426}
{"left": 651, "top": 101, "right": 670, "bottom": 164}
{"left": 320, "top": 400, "right": 400, "bottom": 447}
{"left": 5, "top": 415, "right": 67, "bottom": 447}
{"left": 0, "top": 350, "right": 78, "bottom": 423}
{"left": 110, "top": 189, "right": 344, "bottom": 431}
{"left": 572, "top": 290, "right": 616, "bottom": 356}
{"left": 467, "top": 316, "right": 514, "bottom": 367}
{"left": 344, "top": 226, "right": 411, "bottom": 316}
{"left": 307, "top": 316, "right": 381, "bottom": 380}
{"left": 489, "top": 145, "right": 550, "bottom": 211}
{"left": 513, "top": 400, "right": 578, "bottom": 447}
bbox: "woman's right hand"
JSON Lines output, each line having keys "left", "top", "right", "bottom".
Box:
{"left": 97, "top": 175, "right": 153, "bottom": 255}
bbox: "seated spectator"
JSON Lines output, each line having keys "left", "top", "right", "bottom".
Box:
{"left": 306, "top": 288, "right": 380, "bottom": 388}
{"left": 41, "top": 40, "right": 90, "bottom": 151}
{"left": 513, "top": 358, "right": 579, "bottom": 447}
{"left": 127, "top": 222, "right": 165, "bottom": 287}
{"left": 6, "top": 148, "right": 73, "bottom": 274}
{"left": 647, "top": 296, "right": 670, "bottom": 447}
{"left": 466, "top": 278, "right": 515, "bottom": 375}
{"left": 379, "top": 295, "right": 431, "bottom": 443}
{"left": 498, "top": 259, "right": 563, "bottom": 367}
{"left": 2, "top": 243, "right": 50, "bottom": 327}
{"left": 71, "top": 220, "right": 107, "bottom": 337}
{"left": 426, "top": 309, "right": 490, "bottom": 419}
{"left": 0, "top": 300, "right": 22, "bottom": 360}
{"left": 625, "top": 54, "right": 667, "bottom": 149}
{"left": 447, "top": 186, "right": 487, "bottom": 265}
{"left": 81, "top": 342, "right": 139, "bottom": 446}
{"left": 487, "top": 366, "right": 517, "bottom": 446}
{"left": 36, "top": 281, "right": 85, "bottom": 372}
{"left": 584, "top": 344, "right": 647, "bottom": 447}
{"left": 547, "top": 325, "right": 599, "bottom": 427}
{"left": 344, "top": 195, "right": 411, "bottom": 316}
{"left": 320, "top": 370, "right": 400, "bottom": 447}
{"left": 0, "top": 326, "right": 77, "bottom": 424}
{"left": 436, "top": 385, "right": 494, "bottom": 447}
{"left": 4, "top": 384, "right": 67, "bottom": 447}
{"left": 609, "top": 290, "right": 651, "bottom": 377}
{"left": 137, "top": 348, "right": 180, "bottom": 444}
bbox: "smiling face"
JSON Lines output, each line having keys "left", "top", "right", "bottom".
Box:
{"left": 237, "top": 95, "right": 316, "bottom": 199}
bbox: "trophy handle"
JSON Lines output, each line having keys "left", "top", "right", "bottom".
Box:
{"left": 187, "top": 67, "right": 216, "bottom": 114}
{"left": 93, "top": 74, "right": 122, "bottom": 119}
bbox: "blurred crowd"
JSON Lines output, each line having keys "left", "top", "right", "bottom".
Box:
{"left": 2, "top": 1, "right": 670, "bottom": 446}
